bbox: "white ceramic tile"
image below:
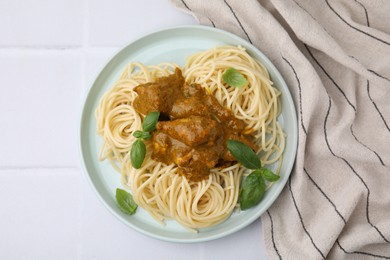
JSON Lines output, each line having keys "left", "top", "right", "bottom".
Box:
{"left": 0, "top": 52, "right": 82, "bottom": 167}
{"left": 80, "top": 176, "right": 267, "bottom": 259}
{"left": 0, "top": 0, "right": 269, "bottom": 258}
{"left": 0, "top": 0, "right": 83, "bottom": 47}
{"left": 84, "top": 49, "right": 119, "bottom": 92}
{"left": 202, "top": 220, "right": 268, "bottom": 260}
{"left": 80, "top": 177, "right": 202, "bottom": 260}
{"left": 0, "top": 169, "right": 80, "bottom": 259}
{"left": 88, "top": 0, "right": 196, "bottom": 46}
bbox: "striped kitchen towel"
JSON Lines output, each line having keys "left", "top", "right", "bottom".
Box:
{"left": 171, "top": 0, "right": 390, "bottom": 259}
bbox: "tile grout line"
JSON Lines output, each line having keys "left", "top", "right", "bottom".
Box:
{"left": 0, "top": 0, "right": 118, "bottom": 257}
{"left": 0, "top": 46, "right": 81, "bottom": 50}
{"left": 78, "top": 0, "right": 90, "bottom": 258}
{"left": 0, "top": 166, "right": 80, "bottom": 171}
{"left": 0, "top": 46, "right": 122, "bottom": 53}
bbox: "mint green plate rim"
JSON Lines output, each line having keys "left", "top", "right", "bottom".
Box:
{"left": 79, "top": 25, "right": 298, "bottom": 243}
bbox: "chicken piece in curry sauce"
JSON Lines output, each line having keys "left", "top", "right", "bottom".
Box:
{"left": 133, "top": 68, "right": 257, "bottom": 182}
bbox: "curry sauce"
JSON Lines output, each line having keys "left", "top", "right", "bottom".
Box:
{"left": 133, "top": 68, "right": 257, "bottom": 181}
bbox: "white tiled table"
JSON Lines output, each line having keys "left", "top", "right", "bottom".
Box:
{"left": 0, "top": 1, "right": 268, "bottom": 259}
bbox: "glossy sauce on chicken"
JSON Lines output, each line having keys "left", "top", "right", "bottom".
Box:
{"left": 133, "top": 68, "right": 257, "bottom": 181}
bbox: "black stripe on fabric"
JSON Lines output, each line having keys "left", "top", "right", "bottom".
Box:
{"left": 297, "top": 2, "right": 390, "bottom": 84}
{"left": 223, "top": 0, "right": 253, "bottom": 44}
{"left": 349, "top": 55, "right": 360, "bottom": 63}
{"left": 180, "top": 1, "right": 216, "bottom": 29}
{"left": 303, "top": 168, "right": 346, "bottom": 224}
{"left": 293, "top": 0, "right": 333, "bottom": 39}
{"left": 306, "top": 160, "right": 389, "bottom": 258}
{"left": 337, "top": 240, "right": 390, "bottom": 259}
{"left": 282, "top": 56, "right": 307, "bottom": 135}
{"left": 367, "top": 80, "right": 390, "bottom": 133}
{"left": 288, "top": 177, "right": 326, "bottom": 259}
{"left": 368, "top": 69, "right": 390, "bottom": 82}
{"left": 304, "top": 45, "right": 356, "bottom": 111}
{"left": 325, "top": 0, "right": 390, "bottom": 47}
{"left": 180, "top": 0, "right": 192, "bottom": 11}
{"left": 354, "top": 0, "right": 370, "bottom": 27}
{"left": 282, "top": 53, "right": 349, "bottom": 240}
{"left": 350, "top": 57, "right": 390, "bottom": 83}
{"left": 208, "top": 17, "right": 216, "bottom": 28}
{"left": 294, "top": 0, "right": 376, "bottom": 81}
{"left": 323, "top": 96, "right": 390, "bottom": 243}
{"left": 350, "top": 124, "right": 385, "bottom": 166}
{"left": 266, "top": 210, "right": 282, "bottom": 260}
{"left": 282, "top": 53, "right": 349, "bottom": 229}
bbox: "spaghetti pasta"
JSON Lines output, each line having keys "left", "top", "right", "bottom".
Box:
{"left": 95, "top": 46, "right": 284, "bottom": 230}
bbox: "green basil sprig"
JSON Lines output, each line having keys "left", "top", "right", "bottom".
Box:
{"left": 260, "top": 168, "right": 280, "bottom": 182}
{"left": 130, "top": 140, "right": 146, "bottom": 169}
{"left": 227, "top": 139, "right": 280, "bottom": 210}
{"left": 240, "top": 170, "right": 266, "bottom": 210}
{"left": 142, "top": 111, "right": 160, "bottom": 132}
{"left": 222, "top": 67, "right": 247, "bottom": 88}
{"left": 116, "top": 188, "right": 138, "bottom": 215}
{"left": 133, "top": 130, "right": 152, "bottom": 140}
{"left": 227, "top": 140, "right": 261, "bottom": 169}
{"left": 130, "top": 111, "right": 160, "bottom": 169}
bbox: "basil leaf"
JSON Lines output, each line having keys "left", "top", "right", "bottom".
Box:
{"left": 133, "top": 130, "right": 144, "bottom": 139}
{"left": 240, "top": 170, "right": 266, "bottom": 210}
{"left": 260, "top": 168, "right": 280, "bottom": 182}
{"left": 227, "top": 140, "right": 261, "bottom": 169}
{"left": 140, "top": 131, "right": 152, "bottom": 140}
{"left": 222, "top": 67, "right": 247, "bottom": 88}
{"left": 130, "top": 139, "right": 146, "bottom": 169}
{"left": 133, "top": 130, "right": 152, "bottom": 140}
{"left": 142, "top": 111, "right": 160, "bottom": 132}
{"left": 116, "top": 188, "right": 138, "bottom": 215}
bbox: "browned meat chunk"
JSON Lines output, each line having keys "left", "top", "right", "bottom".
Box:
{"left": 170, "top": 97, "right": 209, "bottom": 119}
{"left": 204, "top": 95, "right": 245, "bottom": 131}
{"left": 182, "top": 83, "right": 204, "bottom": 97}
{"left": 152, "top": 130, "right": 223, "bottom": 182}
{"left": 133, "top": 68, "right": 184, "bottom": 115}
{"left": 156, "top": 116, "right": 222, "bottom": 147}
{"left": 132, "top": 68, "right": 258, "bottom": 182}
{"left": 152, "top": 132, "right": 192, "bottom": 166}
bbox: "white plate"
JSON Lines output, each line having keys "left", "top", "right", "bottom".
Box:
{"left": 79, "top": 25, "right": 297, "bottom": 243}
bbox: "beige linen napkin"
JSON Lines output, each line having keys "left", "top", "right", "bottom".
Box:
{"left": 171, "top": 0, "right": 390, "bottom": 259}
